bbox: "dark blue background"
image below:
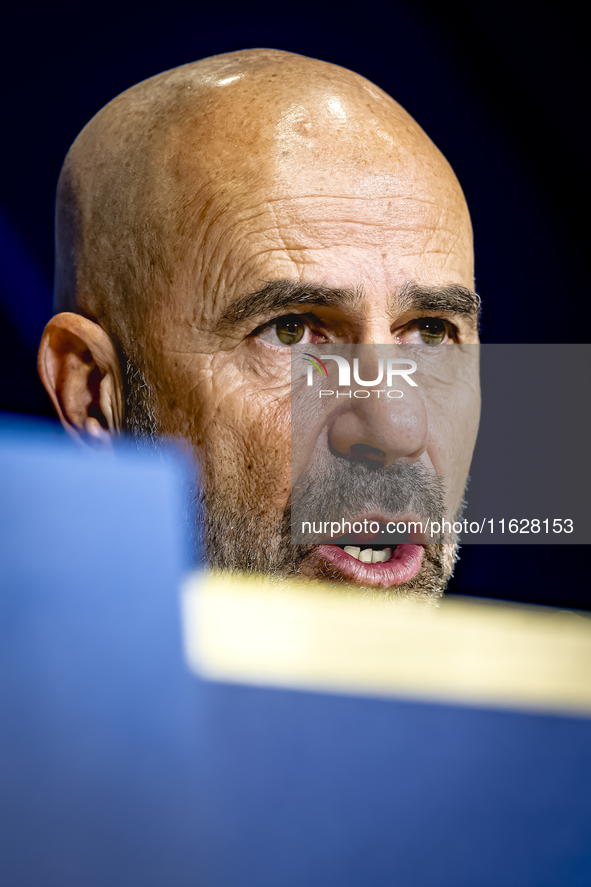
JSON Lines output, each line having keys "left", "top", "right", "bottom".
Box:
{"left": 1, "top": 0, "right": 588, "bottom": 608}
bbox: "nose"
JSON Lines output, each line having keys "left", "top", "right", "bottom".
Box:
{"left": 327, "top": 361, "right": 428, "bottom": 468}
{"left": 328, "top": 395, "right": 428, "bottom": 467}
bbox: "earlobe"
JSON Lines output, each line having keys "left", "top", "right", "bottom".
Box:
{"left": 38, "top": 313, "right": 124, "bottom": 447}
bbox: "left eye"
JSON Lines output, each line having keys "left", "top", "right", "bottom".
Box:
{"left": 417, "top": 317, "right": 448, "bottom": 345}
{"left": 256, "top": 315, "right": 312, "bottom": 347}
{"left": 397, "top": 317, "right": 453, "bottom": 346}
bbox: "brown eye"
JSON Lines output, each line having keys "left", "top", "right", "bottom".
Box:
{"left": 419, "top": 317, "right": 447, "bottom": 346}
{"left": 276, "top": 316, "right": 306, "bottom": 345}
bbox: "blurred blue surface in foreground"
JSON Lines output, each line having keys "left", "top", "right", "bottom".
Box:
{"left": 0, "top": 415, "right": 199, "bottom": 884}
{"left": 1, "top": 415, "right": 590, "bottom": 886}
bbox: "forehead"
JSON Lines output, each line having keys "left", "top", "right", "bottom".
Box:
{"left": 162, "top": 80, "right": 474, "bottom": 322}
{"left": 171, "top": 178, "right": 473, "bottom": 328}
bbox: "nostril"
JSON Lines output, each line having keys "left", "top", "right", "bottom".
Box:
{"left": 348, "top": 443, "right": 387, "bottom": 467}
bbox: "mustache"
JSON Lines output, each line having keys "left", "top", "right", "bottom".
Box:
{"left": 288, "top": 456, "right": 446, "bottom": 545}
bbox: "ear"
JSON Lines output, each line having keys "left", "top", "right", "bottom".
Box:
{"left": 38, "top": 312, "right": 124, "bottom": 448}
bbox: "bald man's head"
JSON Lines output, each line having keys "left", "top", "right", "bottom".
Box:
{"left": 55, "top": 49, "right": 472, "bottom": 352}
{"left": 41, "top": 50, "right": 479, "bottom": 600}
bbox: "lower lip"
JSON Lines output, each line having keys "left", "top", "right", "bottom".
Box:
{"left": 316, "top": 543, "right": 424, "bottom": 587}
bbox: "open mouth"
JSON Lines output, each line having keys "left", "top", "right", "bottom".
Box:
{"left": 316, "top": 542, "right": 424, "bottom": 587}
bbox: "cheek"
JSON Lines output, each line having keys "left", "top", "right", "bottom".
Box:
{"left": 425, "top": 384, "right": 481, "bottom": 506}
{"left": 151, "top": 342, "right": 295, "bottom": 511}
{"left": 184, "top": 378, "right": 293, "bottom": 511}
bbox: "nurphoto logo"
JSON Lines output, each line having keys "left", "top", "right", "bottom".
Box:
{"left": 303, "top": 354, "right": 418, "bottom": 399}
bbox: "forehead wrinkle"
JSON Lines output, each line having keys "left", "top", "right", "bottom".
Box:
{"left": 198, "top": 195, "right": 464, "bottom": 271}
{"left": 174, "top": 160, "right": 467, "bottom": 252}
{"left": 171, "top": 142, "right": 471, "bottom": 287}
{"left": 192, "top": 235, "right": 471, "bottom": 332}
{"left": 247, "top": 194, "right": 464, "bottom": 246}
{"left": 179, "top": 191, "right": 472, "bottom": 333}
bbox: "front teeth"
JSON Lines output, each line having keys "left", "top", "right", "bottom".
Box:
{"left": 343, "top": 546, "right": 361, "bottom": 559}
{"left": 343, "top": 546, "right": 392, "bottom": 563}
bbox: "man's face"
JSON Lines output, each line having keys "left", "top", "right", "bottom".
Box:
{"left": 130, "top": 92, "right": 480, "bottom": 598}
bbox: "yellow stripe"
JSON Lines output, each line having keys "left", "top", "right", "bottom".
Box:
{"left": 181, "top": 571, "right": 591, "bottom": 718}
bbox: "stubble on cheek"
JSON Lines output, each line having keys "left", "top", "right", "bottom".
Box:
{"left": 198, "top": 395, "right": 301, "bottom": 573}
{"left": 168, "top": 365, "right": 294, "bottom": 547}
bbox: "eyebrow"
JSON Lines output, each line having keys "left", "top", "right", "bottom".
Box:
{"left": 394, "top": 282, "right": 482, "bottom": 326}
{"left": 214, "top": 278, "right": 481, "bottom": 333}
{"left": 214, "top": 280, "right": 362, "bottom": 333}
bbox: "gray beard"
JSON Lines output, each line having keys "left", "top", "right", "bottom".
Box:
{"left": 123, "top": 359, "right": 461, "bottom": 601}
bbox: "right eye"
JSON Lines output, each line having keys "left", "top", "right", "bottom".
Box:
{"left": 255, "top": 314, "right": 315, "bottom": 347}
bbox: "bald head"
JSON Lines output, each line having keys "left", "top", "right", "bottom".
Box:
{"left": 55, "top": 49, "right": 472, "bottom": 353}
